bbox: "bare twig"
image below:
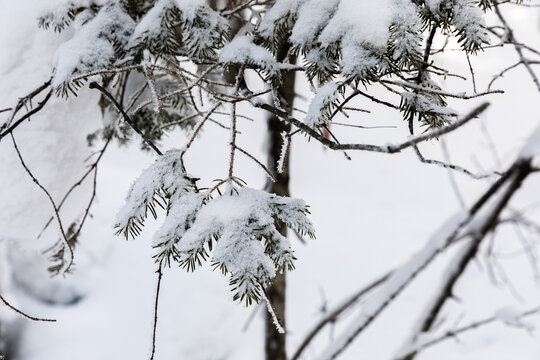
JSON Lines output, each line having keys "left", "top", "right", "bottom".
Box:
{"left": 399, "top": 306, "right": 540, "bottom": 358}
{"left": 150, "top": 267, "right": 163, "bottom": 360}
{"left": 0, "top": 89, "right": 53, "bottom": 143}
{"left": 291, "top": 273, "right": 390, "bottom": 360}
{"left": 235, "top": 145, "right": 277, "bottom": 182}
{"left": 89, "top": 82, "right": 163, "bottom": 155}
{"left": 37, "top": 139, "right": 110, "bottom": 239}
{"left": 0, "top": 293, "right": 56, "bottom": 322}
{"left": 10, "top": 134, "right": 74, "bottom": 273}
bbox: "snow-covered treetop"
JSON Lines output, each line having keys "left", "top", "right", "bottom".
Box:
{"left": 33, "top": 0, "right": 500, "bottom": 149}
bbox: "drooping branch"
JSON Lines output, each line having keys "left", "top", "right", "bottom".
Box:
{"left": 0, "top": 293, "right": 56, "bottom": 322}
{"left": 89, "top": 82, "right": 163, "bottom": 156}
{"left": 10, "top": 133, "right": 74, "bottom": 274}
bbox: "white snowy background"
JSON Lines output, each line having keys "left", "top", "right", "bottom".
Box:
{"left": 1, "top": 1, "right": 540, "bottom": 359}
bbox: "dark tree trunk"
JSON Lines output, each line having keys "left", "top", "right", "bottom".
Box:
{"left": 0, "top": 291, "right": 6, "bottom": 358}
{"left": 0, "top": 324, "right": 4, "bottom": 358}
{"left": 265, "top": 44, "right": 296, "bottom": 360}
{"left": 0, "top": 318, "right": 19, "bottom": 360}
{"left": 209, "top": 2, "right": 297, "bottom": 357}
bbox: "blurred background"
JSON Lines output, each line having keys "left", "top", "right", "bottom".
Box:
{"left": 0, "top": 1, "right": 540, "bottom": 359}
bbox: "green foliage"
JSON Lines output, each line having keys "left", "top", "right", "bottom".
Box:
{"left": 302, "top": 45, "right": 341, "bottom": 84}
{"left": 38, "top": 0, "right": 502, "bottom": 302}
{"left": 119, "top": 0, "right": 158, "bottom": 19}
{"left": 400, "top": 75, "right": 451, "bottom": 129}
{"left": 254, "top": 0, "right": 492, "bottom": 130}
{"left": 114, "top": 188, "right": 167, "bottom": 240}
{"left": 46, "top": 222, "right": 79, "bottom": 275}
{"left": 38, "top": 4, "right": 101, "bottom": 33}
{"left": 181, "top": 7, "right": 229, "bottom": 59}
{"left": 255, "top": 8, "right": 297, "bottom": 56}
{"left": 56, "top": 78, "right": 87, "bottom": 99}
{"left": 38, "top": 8, "right": 77, "bottom": 32}
{"left": 129, "top": 5, "right": 184, "bottom": 61}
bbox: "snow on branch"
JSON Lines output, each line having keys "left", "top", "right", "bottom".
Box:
{"left": 115, "top": 149, "right": 314, "bottom": 304}
{"left": 426, "top": 0, "right": 491, "bottom": 53}
{"left": 174, "top": 0, "right": 229, "bottom": 59}
{"left": 129, "top": 0, "right": 182, "bottom": 57}
{"left": 219, "top": 36, "right": 280, "bottom": 81}
{"left": 7, "top": 0, "right": 540, "bottom": 355}
{"left": 115, "top": 149, "right": 197, "bottom": 240}
{"left": 255, "top": 100, "right": 490, "bottom": 154}
{"left": 174, "top": 186, "right": 314, "bottom": 305}
{"left": 52, "top": 3, "right": 135, "bottom": 93}
{"left": 304, "top": 82, "right": 340, "bottom": 128}
{"left": 317, "top": 212, "right": 470, "bottom": 360}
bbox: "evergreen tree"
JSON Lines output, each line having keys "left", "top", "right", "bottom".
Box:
{"left": 2, "top": 1, "right": 540, "bottom": 359}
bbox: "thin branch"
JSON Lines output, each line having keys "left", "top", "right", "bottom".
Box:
{"left": 37, "top": 139, "right": 110, "bottom": 239}
{"left": 150, "top": 267, "right": 163, "bottom": 360}
{"left": 0, "top": 89, "right": 53, "bottom": 143}
{"left": 235, "top": 145, "right": 277, "bottom": 182}
{"left": 399, "top": 158, "right": 535, "bottom": 360}
{"left": 10, "top": 134, "right": 74, "bottom": 273}
{"left": 181, "top": 102, "right": 222, "bottom": 157}
{"left": 228, "top": 101, "right": 238, "bottom": 178}
{"left": 89, "top": 82, "right": 163, "bottom": 155}
{"left": 254, "top": 101, "right": 490, "bottom": 154}
{"left": 492, "top": 3, "right": 540, "bottom": 91}
{"left": 0, "top": 293, "right": 56, "bottom": 322}
{"left": 317, "top": 157, "right": 533, "bottom": 360}
{"left": 382, "top": 80, "right": 504, "bottom": 99}
{"left": 331, "top": 122, "right": 395, "bottom": 130}
{"left": 399, "top": 306, "right": 540, "bottom": 358}
{"left": 291, "top": 273, "right": 390, "bottom": 360}
{"left": 466, "top": 53, "right": 478, "bottom": 94}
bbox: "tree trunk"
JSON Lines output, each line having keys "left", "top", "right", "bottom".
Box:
{"left": 0, "top": 323, "right": 4, "bottom": 358}
{"left": 209, "top": 3, "right": 297, "bottom": 357}
{"left": 0, "top": 318, "right": 17, "bottom": 360}
{"left": 265, "top": 45, "right": 296, "bottom": 360}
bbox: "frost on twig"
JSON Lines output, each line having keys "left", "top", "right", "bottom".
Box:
{"left": 304, "top": 82, "right": 340, "bottom": 129}
{"left": 277, "top": 131, "right": 289, "bottom": 174}
{"left": 262, "top": 289, "right": 286, "bottom": 334}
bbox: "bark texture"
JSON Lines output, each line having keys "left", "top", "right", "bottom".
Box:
{"left": 264, "top": 44, "right": 296, "bottom": 360}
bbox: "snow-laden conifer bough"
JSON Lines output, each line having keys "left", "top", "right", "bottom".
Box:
{"left": 1, "top": 0, "right": 540, "bottom": 359}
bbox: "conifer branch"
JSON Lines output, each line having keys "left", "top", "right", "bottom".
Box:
{"left": 254, "top": 100, "right": 490, "bottom": 155}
